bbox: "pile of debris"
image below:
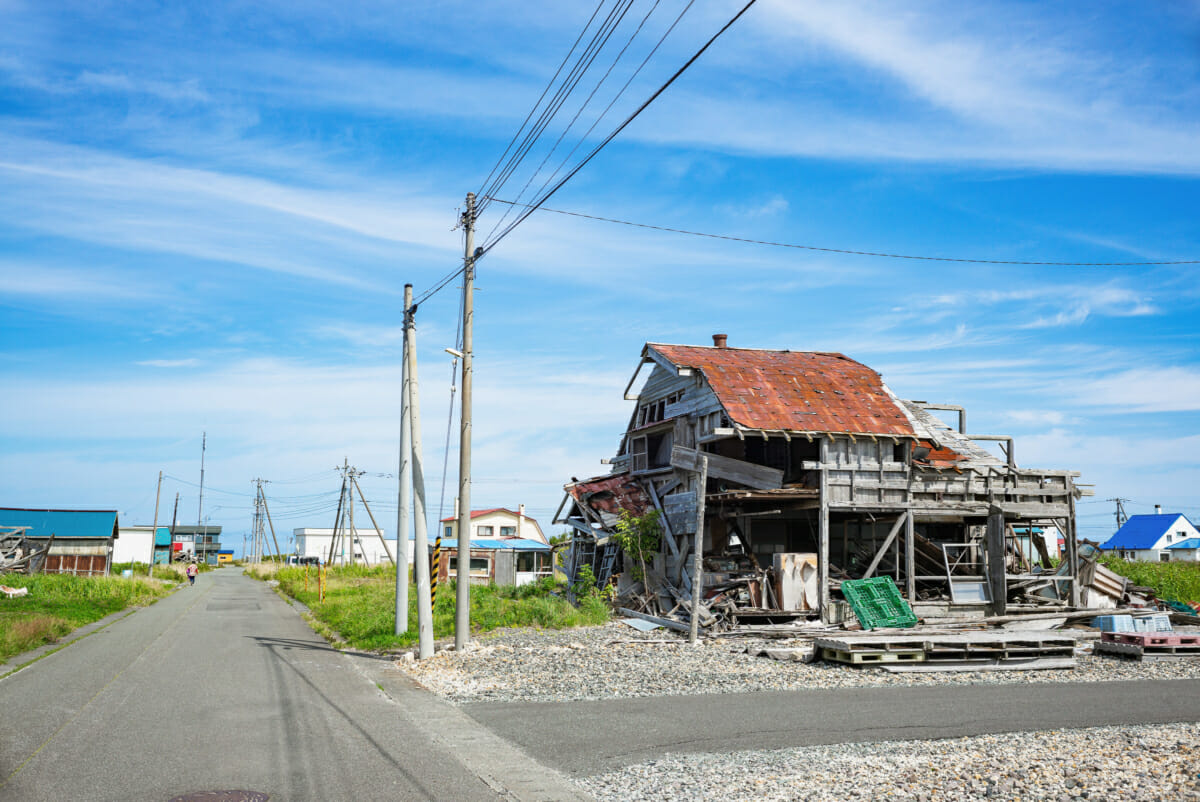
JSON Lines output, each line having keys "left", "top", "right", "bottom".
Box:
{"left": 0, "top": 526, "right": 51, "bottom": 576}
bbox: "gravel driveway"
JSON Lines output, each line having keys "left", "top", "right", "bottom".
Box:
{"left": 398, "top": 623, "right": 1200, "bottom": 800}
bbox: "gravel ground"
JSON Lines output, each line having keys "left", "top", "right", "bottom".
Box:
{"left": 576, "top": 722, "right": 1200, "bottom": 801}
{"left": 398, "top": 623, "right": 1200, "bottom": 704}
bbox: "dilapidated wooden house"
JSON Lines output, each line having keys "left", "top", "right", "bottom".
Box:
{"left": 556, "top": 336, "right": 1093, "bottom": 625}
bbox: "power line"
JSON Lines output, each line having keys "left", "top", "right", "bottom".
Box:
{"left": 480, "top": 0, "right": 760, "bottom": 256}
{"left": 484, "top": 198, "right": 1200, "bottom": 267}
{"left": 477, "top": 0, "right": 637, "bottom": 220}
{"left": 482, "top": 0, "right": 670, "bottom": 244}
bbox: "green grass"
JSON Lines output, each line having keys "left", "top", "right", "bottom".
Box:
{"left": 1100, "top": 556, "right": 1200, "bottom": 603}
{"left": 260, "top": 564, "right": 611, "bottom": 651}
{"left": 0, "top": 573, "right": 173, "bottom": 661}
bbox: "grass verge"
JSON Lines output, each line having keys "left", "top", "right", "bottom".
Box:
{"left": 0, "top": 573, "right": 174, "bottom": 662}
{"left": 249, "top": 563, "right": 610, "bottom": 651}
{"left": 1100, "top": 556, "right": 1200, "bottom": 602}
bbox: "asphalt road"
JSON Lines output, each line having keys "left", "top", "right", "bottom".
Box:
{"left": 467, "top": 677, "right": 1200, "bottom": 776}
{"left": 0, "top": 569, "right": 584, "bottom": 802}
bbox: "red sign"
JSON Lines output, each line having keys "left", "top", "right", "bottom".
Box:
{"left": 172, "top": 543, "right": 183, "bottom": 551}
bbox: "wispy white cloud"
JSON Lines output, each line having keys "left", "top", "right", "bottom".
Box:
{"left": 136, "top": 359, "right": 199, "bottom": 368}
{"left": 0, "top": 262, "right": 157, "bottom": 301}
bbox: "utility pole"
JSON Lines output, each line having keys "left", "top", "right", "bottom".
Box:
{"left": 455, "top": 191, "right": 477, "bottom": 651}
{"left": 197, "top": 432, "right": 206, "bottom": 528}
{"left": 149, "top": 470, "right": 162, "bottom": 578}
{"left": 171, "top": 492, "right": 179, "bottom": 563}
{"left": 1108, "top": 498, "right": 1130, "bottom": 531}
{"left": 407, "top": 295, "right": 434, "bottom": 659}
{"left": 395, "top": 284, "right": 413, "bottom": 634}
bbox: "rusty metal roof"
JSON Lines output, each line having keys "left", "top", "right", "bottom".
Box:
{"left": 566, "top": 473, "right": 653, "bottom": 519}
{"left": 648, "top": 344, "right": 915, "bottom": 437}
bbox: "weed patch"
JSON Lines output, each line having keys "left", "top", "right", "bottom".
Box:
{"left": 0, "top": 573, "right": 172, "bottom": 662}
{"left": 259, "top": 566, "right": 610, "bottom": 651}
{"left": 1100, "top": 557, "right": 1200, "bottom": 602}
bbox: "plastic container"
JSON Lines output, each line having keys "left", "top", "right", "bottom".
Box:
{"left": 1091, "top": 614, "right": 1136, "bottom": 632}
{"left": 1134, "top": 613, "right": 1173, "bottom": 633}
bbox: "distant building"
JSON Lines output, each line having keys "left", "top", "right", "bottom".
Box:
{"left": 438, "top": 506, "right": 546, "bottom": 544}
{"left": 114, "top": 525, "right": 171, "bottom": 565}
{"left": 432, "top": 538, "right": 553, "bottom": 587}
{"left": 217, "top": 549, "right": 235, "bottom": 565}
{"left": 1100, "top": 512, "right": 1200, "bottom": 562}
{"left": 0, "top": 508, "right": 119, "bottom": 576}
{"left": 171, "top": 524, "right": 222, "bottom": 565}
{"left": 293, "top": 527, "right": 398, "bottom": 566}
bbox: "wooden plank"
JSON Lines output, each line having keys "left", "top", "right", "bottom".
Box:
{"left": 862, "top": 513, "right": 907, "bottom": 579}
{"left": 662, "top": 491, "right": 697, "bottom": 536}
{"left": 670, "top": 445, "right": 783, "bottom": 490}
{"left": 987, "top": 508, "right": 1007, "bottom": 616}
{"left": 644, "top": 482, "right": 680, "bottom": 558}
{"left": 818, "top": 438, "right": 830, "bottom": 619}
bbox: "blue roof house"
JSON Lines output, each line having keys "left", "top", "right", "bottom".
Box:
{"left": 1100, "top": 512, "right": 1200, "bottom": 562}
{"left": 0, "top": 508, "right": 119, "bottom": 576}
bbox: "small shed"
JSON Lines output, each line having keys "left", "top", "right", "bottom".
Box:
{"left": 0, "top": 508, "right": 119, "bottom": 576}
{"left": 432, "top": 538, "right": 552, "bottom": 587}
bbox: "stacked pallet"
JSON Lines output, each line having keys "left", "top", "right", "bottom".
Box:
{"left": 814, "top": 632, "right": 1077, "bottom": 672}
{"left": 1095, "top": 631, "right": 1200, "bottom": 661}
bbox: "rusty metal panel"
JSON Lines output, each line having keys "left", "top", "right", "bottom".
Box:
{"left": 566, "top": 473, "right": 653, "bottom": 520}
{"left": 648, "top": 344, "right": 915, "bottom": 437}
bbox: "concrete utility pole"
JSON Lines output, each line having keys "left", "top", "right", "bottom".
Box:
{"left": 455, "top": 191, "right": 477, "bottom": 652}
{"left": 149, "top": 470, "right": 162, "bottom": 578}
{"left": 406, "top": 298, "right": 434, "bottom": 658}
{"left": 395, "top": 284, "right": 414, "bottom": 634}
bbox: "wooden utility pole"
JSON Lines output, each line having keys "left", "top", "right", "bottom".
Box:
{"left": 455, "top": 191, "right": 477, "bottom": 651}
{"left": 395, "top": 284, "right": 414, "bottom": 634}
{"left": 327, "top": 473, "right": 346, "bottom": 566}
{"left": 406, "top": 297, "right": 434, "bottom": 658}
{"left": 689, "top": 456, "right": 708, "bottom": 643}
{"left": 149, "top": 470, "right": 162, "bottom": 578}
{"left": 352, "top": 476, "right": 394, "bottom": 564}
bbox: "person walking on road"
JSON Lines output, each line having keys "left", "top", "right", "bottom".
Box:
{"left": 186, "top": 562, "right": 198, "bottom": 586}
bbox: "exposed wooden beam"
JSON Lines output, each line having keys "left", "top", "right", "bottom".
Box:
{"left": 671, "top": 445, "right": 783, "bottom": 491}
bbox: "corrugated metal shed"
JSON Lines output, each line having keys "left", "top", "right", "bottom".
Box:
{"left": 0, "top": 508, "right": 119, "bottom": 539}
{"left": 648, "top": 344, "right": 915, "bottom": 437}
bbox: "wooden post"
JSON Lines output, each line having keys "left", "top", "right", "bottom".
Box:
{"left": 1067, "top": 494, "right": 1080, "bottom": 607}
{"left": 818, "top": 437, "right": 830, "bottom": 619}
{"left": 904, "top": 506, "right": 915, "bottom": 601}
{"left": 987, "top": 507, "right": 1007, "bottom": 616}
{"left": 688, "top": 456, "right": 708, "bottom": 644}
{"left": 148, "top": 470, "right": 162, "bottom": 579}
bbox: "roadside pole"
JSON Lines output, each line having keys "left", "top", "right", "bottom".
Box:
{"left": 149, "top": 470, "right": 162, "bottom": 579}
{"left": 394, "top": 284, "right": 413, "bottom": 634}
{"left": 406, "top": 298, "right": 434, "bottom": 659}
{"left": 455, "top": 192, "right": 476, "bottom": 652}
{"left": 689, "top": 456, "right": 708, "bottom": 644}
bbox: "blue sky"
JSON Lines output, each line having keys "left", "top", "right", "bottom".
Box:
{"left": 2, "top": 0, "right": 1198, "bottom": 552}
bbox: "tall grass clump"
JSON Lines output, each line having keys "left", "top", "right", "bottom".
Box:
{"left": 1100, "top": 556, "right": 1200, "bottom": 602}
{"left": 264, "top": 566, "right": 610, "bottom": 651}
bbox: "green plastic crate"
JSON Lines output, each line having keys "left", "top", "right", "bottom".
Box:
{"left": 840, "top": 576, "right": 918, "bottom": 630}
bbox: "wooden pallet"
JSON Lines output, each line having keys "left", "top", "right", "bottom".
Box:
{"left": 816, "top": 632, "right": 1076, "bottom": 664}
{"left": 1095, "top": 640, "right": 1200, "bottom": 661}
{"left": 1102, "top": 632, "right": 1200, "bottom": 648}
{"left": 820, "top": 647, "right": 925, "bottom": 665}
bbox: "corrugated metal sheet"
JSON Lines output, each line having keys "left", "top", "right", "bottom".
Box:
{"left": 897, "top": 401, "right": 1003, "bottom": 470}
{"left": 648, "top": 344, "right": 914, "bottom": 437}
{"left": 0, "top": 508, "right": 118, "bottom": 539}
{"left": 566, "top": 473, "right": 653, "bottom": 518}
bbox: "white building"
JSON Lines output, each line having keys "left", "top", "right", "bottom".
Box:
{"left": 113, "top": 525, "right": 158, "bottom": 564}
{"left": 438, "top": 505, "right": 547, "bottom": 544}
{"left": 292, "top": 527, "right": 402, "bottom": 566}
{"left": 1101, "top": 511, "right": 1200, "bottom": 562}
